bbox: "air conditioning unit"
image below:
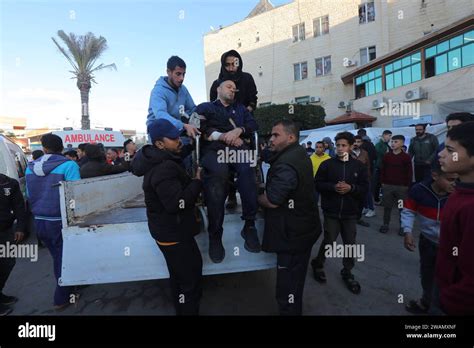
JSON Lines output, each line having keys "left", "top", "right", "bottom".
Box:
{"left": 310, "top": 96, "right": 321, "bottom": 103}
{"left": 343, "top": 59, "right": 357, "bottom": 67}
{"left": 346, "top": 101, "right": 353, "bottom": 112}
{"left": 405, "top": 87, "right": 426, "bottom": 101}
{"left": 371, "top": 99, "right": 384, "bottom": 110}
{"left": 338, "top": 101, "right": 346, "bottom": 108}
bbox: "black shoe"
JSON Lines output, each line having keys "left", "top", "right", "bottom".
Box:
{"left": 379, "top": 224, "right": 389, "bottom": 234}
{"left": 311, "top": 260, "right": 327, "bottom": 283}
{"left": 241, "top": 225, "right": 261, "bottom": 253}
{"left": 209, "top": 238, "right": 225, "bottom": 263}
{"left": 0, "top": 293, "right": 18, "bottom": 305}
{"left": 398, "top": 228, "right": 405, "bottom": 236}
{"left": 357, "top": 219, "right": 370, "bottom": 227}
{"left": 0, "top": 303, "right": 12, "bottom": 316}
{"left": 341, "top": 268, "right": 361, "bottom": 294}
{"left": 225, "top": 193, "right": 237, "bottom": 210}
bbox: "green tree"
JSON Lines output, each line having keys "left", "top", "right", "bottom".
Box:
{"left": 52, "top": 30, "right": 116, "bottom": 130}
{"left": 254, "top": 104, "right": 326, "bottom": 137}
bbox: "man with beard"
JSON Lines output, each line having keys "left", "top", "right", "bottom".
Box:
{"left": 209, "top": 50, "right": 258, "bottom": 209}
{"left": 408, "top": 124, "right": 439, "bottom": 183}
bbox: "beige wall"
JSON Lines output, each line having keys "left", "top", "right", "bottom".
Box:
{"left": 203, "top": 0, "right": 474, "bottom": 125}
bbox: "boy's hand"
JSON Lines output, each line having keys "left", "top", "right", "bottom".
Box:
{"left": 335, "top": 181, "right": 351, "bottom": 194}
{"left": 14, "top": 231, "right": 25, "bottom": 243}
{"left": 404, "top": 233, "right": 416, "bottom": 251}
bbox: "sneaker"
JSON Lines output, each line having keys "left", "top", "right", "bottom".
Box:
{"left": 365, "top": 209, "right": 376, "bottom": 218}
{"left": 357, "top": 219, "right": 370, "bottom": 227}
{"left": 241, "top": 225, "right": 261, "bottom": 253}
{"left": 362, "top": 208, "right": 369, "bottom": 215}
{"left": 379, "top": 225, "right": 389, "bottom": 234}
{"left": 0, "top": 293, "right": 18, "bottom": 305}
{"left": 0, "top": 303, "right": 12, "bottom": 316}
{"left": 209, "top": 238, "right": 225, "bottom": 263}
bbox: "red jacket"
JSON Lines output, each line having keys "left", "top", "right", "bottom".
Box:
{"left": 436, "top": 182, "right": 474, "bottom": 315}
{"left": 381, "top": 151, "right": 412, "bottom": 186}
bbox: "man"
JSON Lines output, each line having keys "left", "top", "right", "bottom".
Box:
{"left": 147, "top": 56, "right": 199, "bottom": 138}
{"left": 131, "top": 119, "right": 203, "bottom": 315}
{"left": 80, "top": 144, "right": 129, "bottom": 179}
{"left": 374, "top": 130, "right": 392, "bottom": 203}
{"left": 64, "top": 150, "right": 78, "bottom": 162}
{"left": 357, "top": 129, "right": 376, "bottom": 168}
{"left": 322, "top": 137, "right": 336, "bottom": 158}
{"left": 209, "top": 50, "right": 258, "bottom": 113}
{"left": 310, "top": 141, "right": 331, "bottom": 204}
{"left": 195, "top": 79, "right": 259, "bottom": 263}
{"left": 106, "top": 148, "right": 123, "bottom": 165}
{"left": 209, "top": 50, "right": 258, "bottom": 210}
{"left": 25, "top": 134, "right": 80, "bottom": 310}
{"left": 351, "top": 135, "right": 372, "bottom": 227}
{"left": 0, "top": 174, "right": 27, "bottom": 315}
{"left": 31, "top": 150, "right": 44, "bottom": 161}
{"left": 76, "top": 143, "right": 89, "bottom": 167}
{"left": 311, "top": 131, "right": 368, "bottom": 294}
{"left": 123, "top": 139, "right": 137, "bottom": 161}
{"left": 258, "top": 120, "right": 321, "bottom": 315}
{"left": 436, "top": 121, "right": 474, "bottom": 315}
{"left": 305, "top": 141, "right": 315, "bottom": 156}
{"left": 408, "top": 124, "right": 439, "bottom": 183}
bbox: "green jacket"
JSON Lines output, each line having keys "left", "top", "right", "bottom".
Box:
{"left": 408, "top": 133, "right": 439, "bottom": 164}
{"left": 375, "top": 139, "right": 390, "bottom": 169}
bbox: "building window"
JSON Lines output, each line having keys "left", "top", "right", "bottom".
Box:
{"left": 360, "top": 46, "right": 376, "bottom": 65}
{"left": 294, "top": 62, "right": 308, "bottom": 81}
{"left": 425, "top": 29, "right": 474, "bottom": 78}
{"left": 314, "top": 15, "right": 329, "bottom": 37}
{"left": 355, "top": 68, "right": 382, "bottom": 98}
{"left": 315, "top": 56, "right": 331, "bottom": 76}
{"left": 295, "top": 96, "right": 310, "bottom": 105}
{"left": 384, "top": 51, "right": 422, "bottom": 90}
{"left": 292, "top": 23, "right": 305, "bottom": 42}
{"left": 359, "top": 1, "right": 375, "bottom": 24}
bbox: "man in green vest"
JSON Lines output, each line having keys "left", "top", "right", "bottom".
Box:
{"left": 258, "top": 120, "right": 322, "bottom": 315}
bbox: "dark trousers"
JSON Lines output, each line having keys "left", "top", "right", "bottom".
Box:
{"left": 419, "top": 234, "right": 438, "bottom": 307}
{"left": 158, "top": 238, "right": 203, "bottom": 315}
{"left": 276, "top": 247, "right": 312, "bottom": 316}
{"left": 414, "top": 164, "right": 430, "bottom": 183}
{"left": 34, "top": 219, "right": 72, "bottom": 306}
{"left": 313, "top": 215, "right": 357, "bottom": 271}
{"left": 202, "top": 148, "right": 257, "bottom": 240}
{"left": 373, "top": 168, "right": 382, "bottom": 202}
{"left": 0, "top": 228, "right": 16, "bottom": 293}
{"left": 382, "top": 184, "right": 408, "bottom": 226}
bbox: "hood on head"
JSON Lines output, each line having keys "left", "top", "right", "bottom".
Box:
{"left": 27, "top": 154, "right": 69, "bottom": 177}
{"left": 218, "top": 50, "right": 243, "bottom": 81}
{"left": 130, "top": 145, "right": 177, "bottom": 177}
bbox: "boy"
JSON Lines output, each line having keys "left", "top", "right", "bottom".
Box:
{"left": 401, "top": 163, "right": 457, "bottom": 314}
{"left": 379, "top": 135, "right": 412, "bottom": 235}
{"left": 436, "top": 121, "right": 474, "bottom": 315}
{"left": 311, "top": 132, "right": 368, "bottom": 294}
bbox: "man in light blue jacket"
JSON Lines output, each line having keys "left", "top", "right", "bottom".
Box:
{"left": 146, "top": 56, "right": 199, "bottom": 139}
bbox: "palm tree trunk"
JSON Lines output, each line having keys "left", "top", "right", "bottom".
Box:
{"left": 80, "top": 86, "right": 91, "bottom": 130}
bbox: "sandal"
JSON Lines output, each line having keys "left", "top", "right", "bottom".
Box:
{"left": 405, "top": 299, "right": 429, "bottom": 314}
{"left": 341, "top": 269, "right": 361, "bottom": 294}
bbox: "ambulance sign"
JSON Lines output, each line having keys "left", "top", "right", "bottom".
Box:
{"left": 52, "top": 130, "right": 126, "bottom": 148}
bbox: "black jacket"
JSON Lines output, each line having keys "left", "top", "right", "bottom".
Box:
{"left": 361, "top": 140, "right": 377, "bottom": 167}
{"left": 0, "top": 174, "right": 27, "bottom": 233}
{"left": 131, "top": 145, "right": 202, "bottom": 243}
{"left": 80, "top": 160, "right": 129, "bottom": 179}
{"left": 262, "top": 143, "right": 321, "bottom": 253}
{"left": 315, "top": 156, "right": 369, "bottom": 219}
{"left": 209, "top": 50, "right": 258, "bottom": 110}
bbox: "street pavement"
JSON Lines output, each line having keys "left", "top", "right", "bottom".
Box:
{"left": 5, "top": 204, "right": 422, "bottom": 316}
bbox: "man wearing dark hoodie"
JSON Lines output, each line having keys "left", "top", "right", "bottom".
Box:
{"left": 131, "top": 119, "right": 203, "bottom": 315}
{"left": 25, "top": 134, "right": 80, "bottom": 310}
{"left": 0, "top": 174, "right": 27, "bottom": 315}
{"left": 209, "top": 50, "right": 258, "bottom": 210}
{"left": 80, "top": 144, "right": 129, "bottom": 178}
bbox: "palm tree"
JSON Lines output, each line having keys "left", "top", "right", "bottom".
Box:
{"left": 52, "top": 30, "right": 116, "bottom": 130}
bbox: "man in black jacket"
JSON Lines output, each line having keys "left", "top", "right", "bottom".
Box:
{"left": 80, "top": 144, "right": 129, "bottom": 178}
{"left": 258, "top": 120, "right": 321, "bottom": 315}
{"left": 0, "top": 174, "right": 27, "bottom": 315}
{"left": 131, "top": 119, "right": 203, "bottom": 315}
{"left": 311, "top": 131, "right": 369, "bottom": 294}
{"left": 209, "top": 50, "right": 258, "bottom": 210}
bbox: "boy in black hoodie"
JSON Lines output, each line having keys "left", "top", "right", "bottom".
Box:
{"left": 311, "top": 132, "right": 369, "bottom": 294}
{"left": 131, "top": 119, "right": 203, "bottom": 315}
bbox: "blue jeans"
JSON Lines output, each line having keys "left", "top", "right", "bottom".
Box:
{"left": 364, "top": 179, "right": 374, "bottom": 210}
{"left": 34, "top": 219, "right": 72, "bottom": 306}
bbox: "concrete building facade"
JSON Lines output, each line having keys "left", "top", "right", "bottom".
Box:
{"left": 203, "top": 0, "right": 474, "bottom": 127}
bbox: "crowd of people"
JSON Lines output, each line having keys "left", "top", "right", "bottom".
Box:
{"left": 0, "top": 50, "right": 473, "bottom": 317}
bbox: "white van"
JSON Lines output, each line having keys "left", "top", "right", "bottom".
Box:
{"left": 0, "top": 134, "right": 28, "bottom": 184}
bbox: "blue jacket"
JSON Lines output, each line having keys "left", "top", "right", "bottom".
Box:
{"left": 26, "top": 154, "right": 81, "bottom": 221}
{"left": 401, "top": 178, "right": 449, "bottom": 244}
{"left": 146, "top": 76, "right": 196, "bottom": 130}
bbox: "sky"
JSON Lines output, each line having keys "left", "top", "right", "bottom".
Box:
{"left": 0, "top": 0, "right": 289, "bottom": 133}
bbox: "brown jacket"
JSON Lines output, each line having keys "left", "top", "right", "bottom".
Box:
{"left": 351, "top": 148, "right": 371, "bottom": 179}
